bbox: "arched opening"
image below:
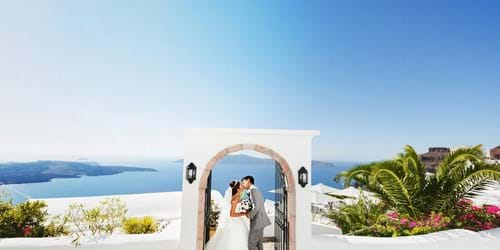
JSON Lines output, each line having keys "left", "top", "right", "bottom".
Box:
{"left": 196, "top": 143, "right": 296, "bottom": 250}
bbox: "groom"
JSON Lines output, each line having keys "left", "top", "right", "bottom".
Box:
{"left": 241, "top": 176, "right": 271, "bottom": 250}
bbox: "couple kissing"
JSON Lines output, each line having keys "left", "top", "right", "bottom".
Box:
{"left": 205, "top": 176, "right": 271, "bottom": 250}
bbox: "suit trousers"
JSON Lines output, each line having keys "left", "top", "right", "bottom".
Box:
{"left": 248, "top": 227, "right": 264, "bottom": 250}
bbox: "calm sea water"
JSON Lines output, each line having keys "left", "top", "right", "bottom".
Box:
{"left": 2, "top": 160, "right": 357, "bottom": 203}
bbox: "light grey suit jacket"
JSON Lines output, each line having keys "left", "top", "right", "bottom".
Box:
{"left": 248, "top": 187, "right": 272, "bottom": 231}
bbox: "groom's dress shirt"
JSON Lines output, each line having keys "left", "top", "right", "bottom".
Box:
{"left": 248, "top": 185, "right": 256, "bottom": 204}
{"left": 243, "top": 188, "right": 251, "bottom": 201}
{"left": 241, "top": 190, "right": 249, "bottom": 200}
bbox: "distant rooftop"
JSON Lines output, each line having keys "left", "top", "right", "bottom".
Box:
{"left": 420, "top": 147, "right": 451, "bottom": 173}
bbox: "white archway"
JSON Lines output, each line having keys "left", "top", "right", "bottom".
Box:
{"left": 180, "top": 128, "right": 319, "bottom": 250}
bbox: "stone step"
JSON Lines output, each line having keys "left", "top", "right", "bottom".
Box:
{"left": 263, "top": 242, "right": 275, "bottom": 250}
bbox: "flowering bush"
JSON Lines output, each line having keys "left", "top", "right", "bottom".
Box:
{"left": 330, "top": 206, "right": 452, "bottom": 237}
{"left": 327, "top": 195, "right": 388, "bottom": 236}
{"left": 328, "top": 196, "right": 500, "bottom": 237}
{"left": 375, "top": 211, "right": 451, "bottom": 237}
{"left": 0, "top": 198, "right": 67, "bottom": 238}
{"left": 451, "top": 199, "right": 500, "bottom": 231}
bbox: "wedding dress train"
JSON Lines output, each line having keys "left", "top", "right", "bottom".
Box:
{"left": 205, "top": 188, "right": 249, "bottom": 250}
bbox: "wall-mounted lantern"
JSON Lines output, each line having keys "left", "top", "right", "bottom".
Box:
{"left": 186, "top": 162, "right": 197, "bottom": 184}
{"left": 298, "top": 166, "right": 308, "bottom": 188}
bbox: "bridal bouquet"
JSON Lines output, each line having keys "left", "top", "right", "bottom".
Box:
{"left": 236, "top": 199, "right": 253, "bottom": 213}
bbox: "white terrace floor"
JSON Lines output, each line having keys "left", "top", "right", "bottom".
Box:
{"left": 263, "top": 243, "right": 274, "bottom": 250}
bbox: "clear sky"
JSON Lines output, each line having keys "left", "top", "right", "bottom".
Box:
{"left": 1, "top": 1, "right": 499, "bottom": 162}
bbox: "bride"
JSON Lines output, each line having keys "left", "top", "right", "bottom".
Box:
{"left": 205, "top": 180, "right": 249, "bottom": 250}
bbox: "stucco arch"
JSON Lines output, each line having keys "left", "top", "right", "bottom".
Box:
{"left": 199, "top": 143, "right": 296, "bottom": 191}
{"left": 197, "top": 143, "right": 296, "bottom": 250}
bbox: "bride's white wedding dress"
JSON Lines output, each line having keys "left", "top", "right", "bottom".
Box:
{"left": 205, "top": 189, "right": 249, "bottom": 250}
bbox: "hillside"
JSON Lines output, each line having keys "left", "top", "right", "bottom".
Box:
{"left": 175, "top": 154, "right": 337, "bottom": 168}
{"left": 0, "top": 161, "right": 157, "bottom": 184}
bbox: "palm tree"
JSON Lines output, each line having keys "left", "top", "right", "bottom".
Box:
{"left": 335, "top": 145, "right": 500, "bottom": 219}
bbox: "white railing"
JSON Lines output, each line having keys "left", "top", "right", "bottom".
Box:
{"left": 0, "top": 181, "right": 31, "bottom": 200}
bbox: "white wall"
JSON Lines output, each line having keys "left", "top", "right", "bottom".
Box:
{"left": 180, "top": 128, "right": 319, "bottom": 250}
{"left": 312, "top": 229, "right": 500, "bottom": 250}
{"left": 3, "top": 228, "right": 499, "bottom": 250}
{"left": 0, "top": 219, "right": 182, "bottom": 250}
{"left": 312, "top": 223, "right": 342, "bottom": 235}
{"left": 0, "top": 237, "right": 178, "bottom": 250}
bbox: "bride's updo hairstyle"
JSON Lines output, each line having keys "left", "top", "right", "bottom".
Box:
{"left": 229, "top": 180, "right": 240, "bottom": 196}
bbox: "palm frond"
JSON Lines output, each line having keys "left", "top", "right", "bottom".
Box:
{"left": 334, "top": 145, "right": 500, "bottom": 219}
{"left": 372, "top": 165, "right": 420, "bottom": 219}
{"left": 334, "top": 162, "right": 377, "bottom": 188}
{"left": 436, "top": 145, "right": 484, "bottom": 181}
{"left": 435, "top": 162, "right": 500, "bottom": 212}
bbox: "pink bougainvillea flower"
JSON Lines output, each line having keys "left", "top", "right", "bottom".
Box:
{"left": 458, "top": 199, "right": 473, "bottom": 206}
{"left": 387, "top": 212, "right": 399, "bottom": 219}
{"left": 23, "top": 226, "right": 32, "bottom": 237}
{"left": 482, "top": 222, "right": 494, "bottom": 230}
{"left": 485, "top": 205, "right": 500, "bottom": 215}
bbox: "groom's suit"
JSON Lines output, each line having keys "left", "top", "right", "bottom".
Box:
{"left": 248, "top": 185, "right": 272, "bottom": 250}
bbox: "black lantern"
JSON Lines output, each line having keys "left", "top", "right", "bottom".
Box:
{"left": 298, "top": 166, "right": 308, "bottom": 188}
{"left": 186, "top": 162, "right": 197, "bottom": 184}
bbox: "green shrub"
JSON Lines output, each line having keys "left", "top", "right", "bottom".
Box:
{"left": 328, "top": 195, "right": 388, "bottom": 235}
{"left": 327, "top": 194, "right": 454, "bottom": 237}
{"left": 122, "top": 216, "right": 158, "bottom": 234}
{"left": 332, "top": 145, "right": 500, "bottom": 236}
{"left": 64, "top": 197, "right": 127, "bottom": 246}
{"left": 0, "top": 197, "right": 67, "bottom": 238}
{"left": 328, "top": 195, "right": 453, "bottom": 237}
{"left": 42, "top": 216, "right": 69, "bottom": 237}
{"left": 210, "top": 200, "right": 220, "bottom": 229}
{"left": 335, "top": 145, "right": 500, "bottom": 219}
{"left": 376, "top": 211, "right": 450, "bottom": 237}
{"left": 450, "top": 199, "right": 500, "bottom": 231}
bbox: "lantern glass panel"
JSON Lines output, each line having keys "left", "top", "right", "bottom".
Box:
{"left": 298, "top": 166, "right": 308, "bottom": 187}
{"left": 186, "top": 163, "right": 197, "bottom": 184}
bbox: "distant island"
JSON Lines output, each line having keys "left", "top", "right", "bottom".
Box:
{"left": 174, "top": 154, "right": 337, "bottom": 168}
{"left": 0, "top": 161, "right": 157, "bottom": 185}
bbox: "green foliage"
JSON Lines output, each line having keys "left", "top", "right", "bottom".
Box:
{"left": 210, "top": 199, "right": 221, "bottom": 229}
{"left": 371, "top": 212, "right": 450, "bottom": 237}
{"left": 335, "top": 145, "right": 500, "bottom": 219}
{"left": 328, "top": 196, "right": 451, "bottom": 237}
{"left": 122, "top": 216, "right": 158, "bottom": 234}
{"left": 327, "top": 195, "right": 387, "bottom": 235}
{"left": 0, "top": 197, "right": 67, "bottom": 238}
{"left": 64, "top": 197, "right": 127, "bottom": 246}
{"left": 450, "top": 199, "right": 500, "bottom": 231}
{"left": 42, "top": 216, "right": 69, "bottom": 237}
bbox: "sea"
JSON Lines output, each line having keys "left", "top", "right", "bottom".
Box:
{"left": 1, "top": 160, "right": 358, "bottom": 203}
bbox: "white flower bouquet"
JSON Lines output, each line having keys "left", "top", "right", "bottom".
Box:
{"left": 236, "top": 199, "right": 253, "bottom": 213}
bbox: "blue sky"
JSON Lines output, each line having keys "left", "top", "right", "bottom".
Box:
{"left": 1, "top": 1, "right": 499, "bottom": 161}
